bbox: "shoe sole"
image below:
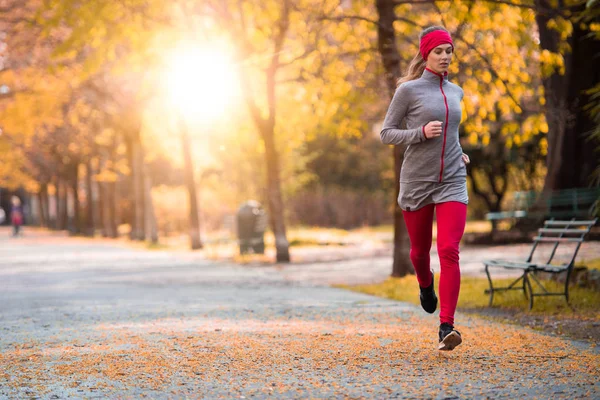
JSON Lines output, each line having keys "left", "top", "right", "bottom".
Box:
{"left": 438, "top": 331, "right": 462, "bottom": 351}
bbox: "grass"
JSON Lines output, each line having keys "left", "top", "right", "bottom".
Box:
{"left": 288, "top": 238, "right": 349, "bottom": 247}
{"left": 582, "top": 258, "right": 600, "bottom": 271}
{"left": 144, "top": 242, "right": 172, "bottom": 251}
{"left": 342, "top": 268, "right": 600, "bottom": 317}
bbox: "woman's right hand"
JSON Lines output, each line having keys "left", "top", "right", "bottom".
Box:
{"left": 423, "top": 121, "right": 443, "bottom": 139}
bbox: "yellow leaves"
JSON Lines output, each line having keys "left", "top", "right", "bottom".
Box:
{"left": 482, "top": 133, "right": 490, "bottom": 146}
{"left": 518, "top": 72, "right": 530, "bottom": 84}
{"left": 468, "top": 132, "right": 478, "bottom": 146}
{"left": 462, "top": 30, "right": 475, "bottom": 45}
{"left": 481, "top": 70, "right": 492, "bottom": 84}
{"left": 546, "top": 19, "right": 558, "bottom": 30}
{"left": 95, "top": 170, "right": 119, "bottom": 183}
{"left": 555, "top": 17, "right": 573, "bottom": 41}
{"left": 513, "top": 135, "right": 521, "bottom": 146}
{"left": 539, "top": 50, "right": 565, "bottom": 77}
{"left": 497, "top": 98, "right": 512, "bottom": 117}
{"left": 540, "top": 137, "right": 548, "bottom": 156}
{"left": 68, "top": 142, "right": 79, "bottom": 153}
{"left": 495, "top": 79, "right": 507, "bottom": 95}
{"left": 501, "top": 122, "right": 519, "bottom": 137}
{"left": 94, "top": 129, "right": 116, "bottom": 147}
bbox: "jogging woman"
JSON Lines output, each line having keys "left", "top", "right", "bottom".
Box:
{"left": 380, "top": 26, "right": 469, "bottom": 351}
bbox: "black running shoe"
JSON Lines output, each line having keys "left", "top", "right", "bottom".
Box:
{"left": 438, "top": 323, "right": 462, "bottom": 351}
{"left": 419, "top": 273, "right": 438, "bottom": 314}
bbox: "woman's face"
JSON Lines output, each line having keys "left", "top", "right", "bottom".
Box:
{"left": 426, "top": 43, "right": 453, "bottom": 74}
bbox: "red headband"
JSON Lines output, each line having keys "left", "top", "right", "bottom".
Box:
{"left": 419, "top": 30, "right": 454, "bottom": 60}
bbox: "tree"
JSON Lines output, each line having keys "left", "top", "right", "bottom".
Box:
{"left": 374, "top": 0, "right": 413, "bottom": 277}
{"left": 207, "top": 0, "right": 301, "bottom": 262}
{"left": 533, "top": 0, "right": 600, "bottom": 191}
{"left": 179, "top": 118, "right": 203, "bottom": 249}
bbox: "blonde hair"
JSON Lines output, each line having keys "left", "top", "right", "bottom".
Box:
{"left": 397, "top": 25, "right": 449, "bottom": 86}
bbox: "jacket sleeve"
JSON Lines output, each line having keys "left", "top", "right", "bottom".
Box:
{"left": 380, "top": 84, "right": 426, "bottom": 145}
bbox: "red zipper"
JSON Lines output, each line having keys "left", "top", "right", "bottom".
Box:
{"left": 426, "top": 68, "right": 449, "bottom": 183}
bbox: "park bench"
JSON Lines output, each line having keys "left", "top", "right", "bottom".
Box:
{"left": 483, "top": 218, "right": 598, "bottom": 309}
{"left": 485, "top": 190, "right": 537, "bottom": 221}
{"left": 486, "top": 187, "right": 600, "bottom": 224}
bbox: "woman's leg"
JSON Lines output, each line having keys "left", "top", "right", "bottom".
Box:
{"left": 435, "top": 202, "right": 467, "bottom": 326}
{"left": 402, "top": 204, "right": 435, "bottom": 288}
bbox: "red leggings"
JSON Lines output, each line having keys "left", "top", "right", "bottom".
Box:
{"left": 402, "top": 202, "right": 467, "bottom": 326}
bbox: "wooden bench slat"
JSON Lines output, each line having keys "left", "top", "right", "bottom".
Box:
{"left": 485, "top": 260, "right": 568, "bottom": 271}
{"left": 533, "top": 237, "right": 584, "bottom": 243}
{"left": 543, "top": 220, "right": 597, "bottom": 227}
{"left": 484, "top": 260, "right": 534, "bottom": 268}
{"left": 536, "top": 264, "right": 570, "bottom": 273}
{"left": 538, "top": 228, "right": 588, "bottom": 234}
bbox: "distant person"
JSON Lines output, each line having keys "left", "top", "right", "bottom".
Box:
{"left": 10, "top": 196, "right": 24, "bottom": 237}
{"left": 380, "top": 26, "right": 470, "bottom": 351}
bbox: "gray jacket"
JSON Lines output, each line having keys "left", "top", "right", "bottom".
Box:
{"left": 380, "top": 68, "right": 466, "bottom": 184}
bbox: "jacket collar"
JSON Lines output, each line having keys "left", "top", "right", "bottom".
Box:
{"left": 422, "top": 67, "right": 449, "bottom": 83}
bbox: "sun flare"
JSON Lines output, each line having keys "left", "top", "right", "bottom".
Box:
{"left": 165, "top": 46, "right": 238, "bottom": 122}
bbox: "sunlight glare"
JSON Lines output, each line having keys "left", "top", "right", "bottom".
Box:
{"left": 166, "top": 47, "right": 238, "bottom": 122}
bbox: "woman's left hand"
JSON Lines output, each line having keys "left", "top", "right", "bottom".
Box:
{"left": 462, "top": 153, "right": 470, "bottom": 165}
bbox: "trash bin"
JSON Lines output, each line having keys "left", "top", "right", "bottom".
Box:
{"left": 237, "top": 200, "right": 267, "bottom": 255}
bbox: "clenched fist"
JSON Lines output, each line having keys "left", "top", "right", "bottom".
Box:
{"left": 423, "top": 121, "right": 443, "bottom": 139}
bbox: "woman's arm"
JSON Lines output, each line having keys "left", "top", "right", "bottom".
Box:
{"left": 380, "top": 84, "right": 426, "bottom": 145}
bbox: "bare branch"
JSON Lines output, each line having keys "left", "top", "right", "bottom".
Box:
{"left": 0, "top": 3, "right": 24, "bottom": 13}
{"left": 276, "top": 75, "right": 308, "bottom": 85}
{"left": 319, "top": 15, "right": 384, "bottom": 30}
{"left": 392, "top": 0, "right": 536, "bottom": 10}
{"left": 392, "top": 0, "right": 579, "bottom": 16}
{"left": 271, "top": 0, "right": 291, "bottom": 69}
{"left": 452, "top": 31, "right": 522, "bottom": 108}
{"left": 0, "top": 89, "right": 35, "bottom": 100}
{"left": 467, "top": 169, "right": 495, "bottom": 210}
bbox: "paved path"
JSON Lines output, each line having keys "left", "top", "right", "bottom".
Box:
{"left": 1, "top": 229, "right": 599, "bottom": 398}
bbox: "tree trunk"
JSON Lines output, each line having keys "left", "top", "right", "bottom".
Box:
{"left": 107, "top": 140, "right": 119, "bottom": 239}
{"left": 35, "top": 192, "right": 43, "bottom": 227}
{"left": 261, "top": 123, "right": 290, "bottom": 262}
{"left": 38, "top": 187, "right": 47, "bottom": 228}
{"left": 376, "top": 0, "right": 413, "bottom": 277}
{"left": 98, "top": 181, "right": 107, "bottom": 237}
{"left": 42, "top": 184, "right": 50, "bottom": 228}
{"left": 180, "top": 120, "right": 203, "bottom": 250}
{"left": 60, "top": 180, "right": 68, "bottom": 230}
{"left": 85, "top": 160, "right": 95, "bottom": 237}
{"left": 54, "top": 177, "right": 61, "bottom": 230}
{"left": 72, "top": 163, "right": 81, "bottom": 235}
{"left": 536, "top": 1, "right": 600, "bottom": 191}
{"left": 143, "top": 165, "right": 158, "bottom": 244}
{"left": 233, "top": 0, "right": 291, "bottom": 262}
{"left": 107, "top": 180, "right": 118, "bottom": 238}
{"left": 125, "top": 135, "right": 146, "bottom": 240}
{"left": 125, "top": 137, "right": 136, "bottom": 240}
{"left": 132, "top": 139, "right": 146, "bottom": 240}
{"left": 558, "top": 23, "right": 600, "bottom": 188}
